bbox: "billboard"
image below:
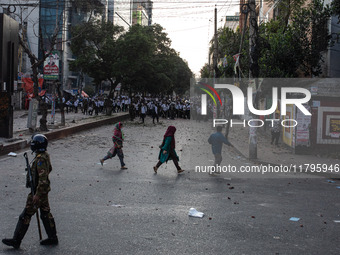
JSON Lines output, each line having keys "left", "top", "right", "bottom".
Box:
{"left": 43, "top": 51, "right": 60, "bottom": 80}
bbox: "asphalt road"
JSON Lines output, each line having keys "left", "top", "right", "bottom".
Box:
{"left": 1, "top": 118, "right": 339, "bottom": 255}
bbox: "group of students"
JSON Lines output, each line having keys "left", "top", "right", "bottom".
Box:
{"left": 59, "top": 95, "right": 192, "bottom": 124}
{"left": 129, "top": 97, "right": 191, "bottom": 124}
{"left": 63, "top": 96, "right": 131, "bottom": 116}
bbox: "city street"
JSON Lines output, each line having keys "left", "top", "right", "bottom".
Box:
{"left": 0, "top": 117, "right": 339, "bottom": 254}
{"left": 1, "top": 0, "right": 339, "bottom": 254}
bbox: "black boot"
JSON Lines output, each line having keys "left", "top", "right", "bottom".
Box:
{"left": 40, "top": 212, "right": 58, "bottom": 246}
{"left": 40, "top": 237, "right": 58, "bottom": 245}
{"left": 2, "top": 218, "right": 29, "bottom": 249}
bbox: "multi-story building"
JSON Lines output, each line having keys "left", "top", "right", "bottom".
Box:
{"left": 112, "top": 0, "right": 132, "bottom": 30}
{"left": 132, "top": 0, "right": 152, "bottom": 26}
{"left": 0, "top": 0, "right": 107, "bottom": 92}
{"left": 0, "top": 1, "right": 39, "bottom": 76}
{"left": 110, "top": 0, "right": 153, "bottom": 30}
{"left": 0, "top": 0, "right": 153, "bottom": 97}
{"left": 143, "top": 0, "right": 153, "bottom": 26}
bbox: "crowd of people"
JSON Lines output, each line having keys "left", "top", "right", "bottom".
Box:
{"left": 49, "top": 94, "right": 193, "bottom": 124}
{"left": 127, "top": 96, "right": 191, "bottom": 123}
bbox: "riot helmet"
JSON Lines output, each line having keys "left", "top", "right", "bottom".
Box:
{"left": 30, "top": 134, "right": 48, "bottom": 152}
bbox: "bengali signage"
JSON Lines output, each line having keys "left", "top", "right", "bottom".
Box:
{"left": 226, "top": 16, "right": 239, "bottom": 22}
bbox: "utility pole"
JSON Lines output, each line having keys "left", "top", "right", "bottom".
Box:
{"left": 225, "top": 3, "right": 249, "bottom": 139}
{"left": 248, "top": 0, "right": 259, "bottom": 159}
{"left": 213, "top": 5, "right": 220, "bottom": 119}
{"left": 213, "top": 5, "right": 218, "bottom": 78}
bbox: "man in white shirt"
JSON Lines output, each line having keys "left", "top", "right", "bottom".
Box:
{"left": 161, "top": 103, "right": 168, "bottom": 118}
{"left": 74, "top": 98, "right": 79, "bottom": 113}
{"left": 151, "top": 103, "right": 159, "bottom": 124}
{"left": 140, "top": 103, "right": 147, "bottom": 123}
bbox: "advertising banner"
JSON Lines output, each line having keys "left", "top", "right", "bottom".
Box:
{"left": 43, "top": 51, "right": 60, "bottom": 80}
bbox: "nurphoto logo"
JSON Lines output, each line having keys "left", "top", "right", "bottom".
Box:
{"left": 191, "top": 78, "right": 312, "bottom": 128}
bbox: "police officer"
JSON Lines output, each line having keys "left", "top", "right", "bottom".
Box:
{"left": 2, "top": 134, "right": 58, "bottom": 249}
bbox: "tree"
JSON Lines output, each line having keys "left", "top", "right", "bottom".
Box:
{"left": 70, "top": 22, "right": 192, "bottom": 97}
{"left": 265, "top": 0, "right": 306, "bottom": 29}
{"left": 203, "top": 26, "right": 250, "bottom": 80}
{"left": 114, "top": 25, "right": 158, "bottom": 95}
{"left": 162, "top": 53, "right": 192, "bottom": 95}
{"left": 291, "top": 0, "right": 332, "bottom": 77}
{"left": 70, "top": 20, "right": 124, "bottom": 98}
{"left": 258, "top": 20, "right": 303, "bottom": 77}
{"left": 144, "top": 24, "right": 192, "bottom": 95}
{"left": 200, "top": 63, "right": 212, "bottom": 78}
{"left": 218, "top": 27, "right": 249, "bottom": 78}
{"left": 202, "top": 0, "right": 333, "bottom": 80}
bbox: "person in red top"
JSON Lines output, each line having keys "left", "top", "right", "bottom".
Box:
{"left": 100, "top": 122, "right": 127, "bottom": 170}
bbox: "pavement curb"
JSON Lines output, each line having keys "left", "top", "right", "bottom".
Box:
{"left": 0, "top": 113, "right": 129, "bottom": 156}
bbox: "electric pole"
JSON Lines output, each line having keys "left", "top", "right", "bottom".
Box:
{"left": 248, "top": 0, "right": 259, "bottom": 159}
{"left": 213, "top": 5, "right": 220, "bottom": 119}
{"left": 213, "top": 5, "right": 218, "bottom": 78}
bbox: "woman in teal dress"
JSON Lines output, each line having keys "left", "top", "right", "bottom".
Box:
{"left": 153, "top": 126, "right": 184, "bottom": 174}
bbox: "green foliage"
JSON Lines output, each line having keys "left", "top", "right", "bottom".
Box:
{"left": 116, "top": 24, "right": 193, "bottom": 95}
{"left": 167, "top": 55, "right": 193, "bottom": 95}
{"left": 202, "top": 0, "right": 332, "bottom": 79}
{"left": 70, "top": 20, "right": 124, "bottom": 90}
{"left": 70, "top": 22, "right": 192, "bottom": 96}
{"left": 265, "top": 0, "right": 306, "bottom": 28}
{"left": 291, "top": 0, "right": 332, "bottom": 76}
{"left": 258, "top": 20, "right": 302, "bottom": 77}
{"left": 200, "top": 63, "right": 212, "bottom": 78}
{"left": 114, "top": 25, "right": 156, "bottom": 93}
{"left": 205, "top": 26, "right": 250, "bottom": 78}
{"left": 217, "top": 27, "right": 247, "bottom": 78}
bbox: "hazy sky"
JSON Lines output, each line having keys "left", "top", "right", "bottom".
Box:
{"left": 151, "top": 0, "right": 240, "bottom": 76}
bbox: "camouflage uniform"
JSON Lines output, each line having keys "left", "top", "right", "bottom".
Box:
{"left": 2, "top": 151, "right": 58, "bottom": 249}
{"left": 24, "top": 152, "right": 57, "bottom": 234}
